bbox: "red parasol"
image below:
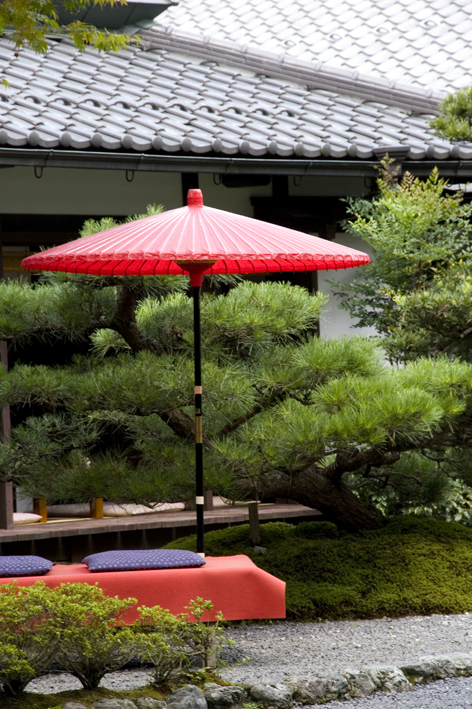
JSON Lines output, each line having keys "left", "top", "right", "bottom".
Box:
{"left": 22, "top": 189, "right": 370, "bottom": 555}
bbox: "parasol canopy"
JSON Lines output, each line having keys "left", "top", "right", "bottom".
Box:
{"left": 22, "top": 189, "right": 370, "bottom": 283}
{"left": 22, "top": 189, "right": 370, "bottom": 556}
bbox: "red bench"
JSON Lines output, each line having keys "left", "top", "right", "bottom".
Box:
{"left": 1, "top": 555, "right": 286, "bottom": 622}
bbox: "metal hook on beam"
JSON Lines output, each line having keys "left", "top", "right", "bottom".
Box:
{"left": 125, "top": 170, "right": 135, "bottom": 182}
{"left": 34, "top": 166, "right": 43, "bottom": 179}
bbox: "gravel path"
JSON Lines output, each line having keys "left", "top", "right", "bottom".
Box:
{"left": 27, "top": 612, "right": 472, "bottom": 698}
{"left": 328, "top": 676, "right": 472, "bottom": 708}
{"left": 221, "top": 613, "right": 472, "bottom": 685}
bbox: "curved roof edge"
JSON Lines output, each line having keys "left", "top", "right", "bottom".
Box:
{"left": 141, "top": 25, "right": 444, "bottom": 115}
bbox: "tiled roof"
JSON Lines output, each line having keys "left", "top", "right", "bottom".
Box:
{"left": 142, "top": 26, "right": 442, "bottom": 114}
{"left": 0, "top": 35, "right": 463, "bottom": 161}
{"left": 154, "top": 0, "right": 472, "bottom": 94}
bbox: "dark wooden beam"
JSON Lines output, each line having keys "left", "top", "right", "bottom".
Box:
{"left": 0, "top": 341, "right": 12, "bottom": 529}
{"left": 0, "top": 483, "right": 13, "bottom": 530}
{"left": 1, "top": 232, "right": 78, "bottom": 246}
{"left": 248, "top": 502, "right": 261, "bottom": 545}
{"left": 272, "top": 175, "right": 289, "bottom": 199}
{"left": 251, "top": 196, "right": 347, "bottom": 235}
{"left": 181, "top": 173, "right": 199, "bottom": 205}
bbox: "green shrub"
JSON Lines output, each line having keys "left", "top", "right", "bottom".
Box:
{"left": 0, "top": 582, "right": 61, "bottom": 695}
{"left": 165, "top": 518, "right": 472, "bottom": 620}
{"left": 134, "top": 605, "right": 190, "bottom": 686}
{"left": 53, "top": 583, "right": 144, "bottom": 691}
{"left": 0, "top": 582, "right": 235, "bottom": 697}
{"left": 136, "top": 597, "right": 232, "bottom": 686}
{"left": 0, "top": 644, "right": 36, "bottom": 697}
{"left": 182, "top": 597, "right": 231, "bottom": 672}
{"left": 292, "top": 521, "right": 339, "bottom": 539}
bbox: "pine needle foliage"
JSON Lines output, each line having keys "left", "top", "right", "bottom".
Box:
{"left": 430, "top": 86, "right": 472, "bottom": 142}
{"left": 3, "top": 205, "right": 472, "bottom": 528}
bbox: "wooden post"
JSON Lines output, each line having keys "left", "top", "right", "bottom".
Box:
{"left": 33, "top": 496, "right": 48, "bottom": 523}
{"left": 0, "top": 482, "right": 13, "bottom": 530}
{"left": 208, "top": 629, "right": 217, "bottom": 669}
{"left": 204, "top": 490, "right": 214, "bottom": 511}
{"left": 248, "top": 502, "right": 261, "bottom": 546}
{"left": 90, "top": 497, "right": 104, "bottom": 519}
{"left": 0, "top": 338, "right": 13, "bottom": 529}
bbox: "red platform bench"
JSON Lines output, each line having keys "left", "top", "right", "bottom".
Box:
{"left": 1, "top": 555, "right": 285, "bottom": 623}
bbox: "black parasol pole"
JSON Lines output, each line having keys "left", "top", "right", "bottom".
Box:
{"left": 193, "top": 281, "right": 205, "bottom": 556}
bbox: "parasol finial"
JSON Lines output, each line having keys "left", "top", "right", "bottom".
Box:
{"left": 187, "top": 189, "right": 204, "bottom": 207}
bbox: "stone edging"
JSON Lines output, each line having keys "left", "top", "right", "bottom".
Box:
{"left": 54, "top": 653, "right": 472, "bottom": 709}
{"left": 246, "top": 652, "right": 472, "bottom": 706}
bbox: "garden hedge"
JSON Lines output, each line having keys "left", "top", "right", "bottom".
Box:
{"left": 166, "top": 517, "right": 472, "bottom": 620}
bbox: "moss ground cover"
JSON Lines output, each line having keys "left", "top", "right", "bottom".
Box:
{"left": 1, "top": 685, "right": 167, "bottom": 709}
{"left": 166, "top": 518, "right": 472, "bottom": 620}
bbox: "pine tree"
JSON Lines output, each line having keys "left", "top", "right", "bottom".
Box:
{"left": 430, "top": 86, "right": 472, "bottom": 143}
{"left": 1, "top": 206, "right": 472, "bottom": 531}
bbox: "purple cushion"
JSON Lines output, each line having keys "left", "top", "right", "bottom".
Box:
{"left": 82, "top": 549, "right": 206, "bottom": 572}
{"left": 0, "top": 555, "right": 52, "bottom": 577}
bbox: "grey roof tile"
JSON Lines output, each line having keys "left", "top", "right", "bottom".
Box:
{"left": 153, "top": 0, "right": 472, "bottom": 93}
{"left": 61, "top": 132, "right": 91, "bottom": 149}
{"left": 3, "top": 112, "right": 35, "bottom": 130}
{"left": 1, "top": 125, "right": 28, "bottom": 145}
{"left": 0, "top": 15, "right": 464, "bottom": 163}
{"left": 122, "top": 134, "right": 152, "bottom": 150}
{"left": 56, "top": 78, "right": 88, "bottom": 94}
{"left": 457, "top": 145, "right": 472, "bottom": 159}
{"left": 133, "top": 115, "right": 162, "bottom": 131}
{"left": 92, "top": 132, "right": 123, "bottom": 150}
{"left": 157, "top": 135, "right": 182, "bottom": 151}
{"left": 74, "top": 54, "right": 102, "bottom": 69}
{"left": 64, "top": 123, "right": 93, "bottom": 139}
{"left": 7, "top": 105, "right": 39, "bottom": 122}
{"left": 30, "top": 129, "right": 60, "bottom": 148}
{"left": 182, "top": 136, "right": 213, "bottom": 152}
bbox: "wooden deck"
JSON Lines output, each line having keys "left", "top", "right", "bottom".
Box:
{"left": 0, "top": 502, "right": 321, "bottom": 562}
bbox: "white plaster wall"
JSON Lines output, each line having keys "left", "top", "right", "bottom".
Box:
{"left": 318, "top": 232, "right": 376, "bottom": 339}
{"left": 16, "top": 488, "right": 33, "bottom": 513}
{"left": 0, "top": 167, "right": 183, "bottom": 214}
{"left": 0, "top": 167, "right": 368, "bottom": 215}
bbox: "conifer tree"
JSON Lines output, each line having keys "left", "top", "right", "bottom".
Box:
{"left": 1, "top": 205, "right": 472, "bottom": 530}
{"left": 430, "top": 86, "right": 472, "bottom": 143}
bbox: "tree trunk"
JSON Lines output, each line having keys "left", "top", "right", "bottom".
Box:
{"left": 242, "top": 465, "right": 384, "bottom": 532}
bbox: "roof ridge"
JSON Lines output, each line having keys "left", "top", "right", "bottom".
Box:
{"left": 142, "top": 25, "right": 444, "bottom": 114}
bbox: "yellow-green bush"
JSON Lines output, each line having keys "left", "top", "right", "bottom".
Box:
{"left": 0, "top": 582, "right": 61, "bottom": 695}
{"left": 0, "top": 583, "right": 229, "bottom": 696}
